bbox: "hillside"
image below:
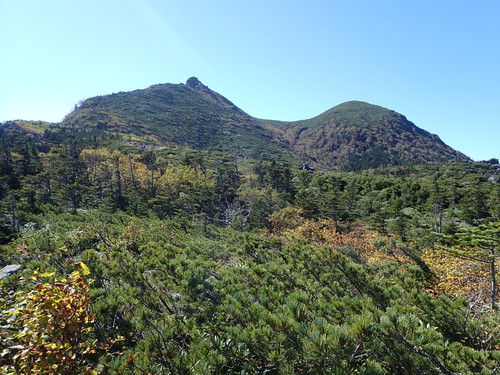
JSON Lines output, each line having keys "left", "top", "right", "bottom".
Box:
{"left": 266, "top": 101, "right": 470, "bottom": 171}
{"left": 0, "top": 120, "right": 53, "bottom": 140}
{"left": 62, "top": 77, "right": 292, "bottom": 161}
{"left": 54, "top": 78, "right": 470, "bottom": 171}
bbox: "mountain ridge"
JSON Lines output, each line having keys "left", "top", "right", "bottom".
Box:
{"left": 2, "top": 78, "right": 471, "bottom": 170}
{"left": 265, "top": 100, "right": 469, "bottom": 170}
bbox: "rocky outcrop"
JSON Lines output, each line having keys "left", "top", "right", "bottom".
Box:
{"left": 0, "top": 264, "right": 22, "bottom": 280}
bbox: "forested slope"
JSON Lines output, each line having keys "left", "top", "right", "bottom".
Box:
{"left": 0, "top": 125, "right": 499, "bottom": 374}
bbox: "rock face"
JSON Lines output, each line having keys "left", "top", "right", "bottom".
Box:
{"left": 0, "top": 264, "right": 22, "bottom": 280}
{"left": 185, "top": 77, "right": 242, "bottom": 112}
{"left": 186, "top": 76, "right": 202, "bottom": 88}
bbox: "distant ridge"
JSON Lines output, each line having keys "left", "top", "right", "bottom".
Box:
{"left": 3, "top": 78, "right": 471, "bottom": 170}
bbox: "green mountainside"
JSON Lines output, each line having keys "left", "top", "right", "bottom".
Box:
{"left": 62, "top": 77, "right": 292, "bottom": 161}
{"left": 0, "top": 120, "right": 53, "bottom": 140}
{"left": 266, "top": 101, "right": 470, "bottom": 170}
{"left": 45, "top": 78, "right": 470, "bottom": 171}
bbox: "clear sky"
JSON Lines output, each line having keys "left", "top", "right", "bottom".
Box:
{"left": 1, "top": 0, "right": 498, "bottom": 161}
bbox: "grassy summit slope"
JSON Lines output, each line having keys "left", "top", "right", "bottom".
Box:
{"left": 266, "top": 101, "right": 470, "bottom": 170}
{"left": 62, "top": 77, "right": 292, "bottom": 161}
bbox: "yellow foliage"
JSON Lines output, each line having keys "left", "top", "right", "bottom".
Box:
{"left": 267, "top": 206, "right": 306, "bottom": 234}
{"left": 421, "top": 248, "right": 498, "bottom": 307}
{"left": 157, "top": 164, "right": 214, "bottom": 193}
{"left": 1, "top": 266, "right": 96, "bottom": 374}
{"left": 81, "top": 148, "right": 157, "bottom": 193}
{"left": 284, "top": 217, "right": 498, "bottom": 308}
{"left": 81, "top": 149, "right": 215, "bottom": 196}
{"left": 283, "top": 219, "right": 411, "bottom": 264}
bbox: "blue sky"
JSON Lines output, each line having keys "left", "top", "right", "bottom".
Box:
{"left": 1, "top": 0, "right": 498, "bottom": 160}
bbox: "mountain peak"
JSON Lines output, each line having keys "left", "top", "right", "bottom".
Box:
{"left": 272, "top": 100, "right": 470, "bottom": 170}
{"left": 186, "top": 76, "right": 203, "bottom": 89}
{"left": 184, "top": 77, "right": 242, "bottom": 113}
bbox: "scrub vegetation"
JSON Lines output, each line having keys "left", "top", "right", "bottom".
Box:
{"left": 0, "top": 80, "right": 498, "bottom": 373}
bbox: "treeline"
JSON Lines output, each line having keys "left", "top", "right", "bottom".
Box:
{"left": 1, "top": 128, "right": 498, "bottom": 241}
